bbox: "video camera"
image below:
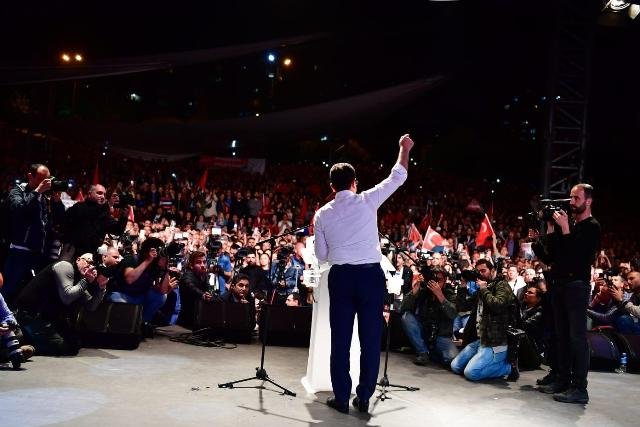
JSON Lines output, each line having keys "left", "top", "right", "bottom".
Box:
{"left": 528, "top": 198, "right": 571, "bottom": 223}
{"left": 277, "top": 245, "right": 294, "bottom": 263}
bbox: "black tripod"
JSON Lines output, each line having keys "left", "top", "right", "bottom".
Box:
{"left": 218, "top": 303, "right": 296, "bottom": 396}
{"left": 376, "top": 305, "right": 419, "bottom": 400}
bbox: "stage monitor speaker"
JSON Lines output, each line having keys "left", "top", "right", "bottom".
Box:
{"left": 194, "top": 301, "right": 253, "bottom": 343}
{"left": 260, "top": 305, "right": 312, "bottom": 347}
{"left": 76, "top": 302, "right": 143, "bottom": 350}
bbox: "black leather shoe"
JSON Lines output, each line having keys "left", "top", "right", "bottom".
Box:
{"left": 553, "top": 387, "right": 589, "bottom": 404}
{"left": 326, "top": 397, "right": 348, "bottom": 414}
{"left": 536, "top": 371, "right": 556, "bottom": 386}
{"left": 539, "top": 382, "right": 570, "bottom": 394}
{"left": 352, "top": 396, "right": 369, "bottom": 413}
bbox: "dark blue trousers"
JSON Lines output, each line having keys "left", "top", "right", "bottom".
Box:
{"left": 328, "top": 263, "right": 385, "bottom": 404}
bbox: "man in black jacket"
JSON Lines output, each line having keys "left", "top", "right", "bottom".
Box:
{"left": 531, "top": 183, "right": 601, "bottom": 404}
{"left": 62, "top": 184, "right": 127, "bottom": 259}
{"left": 178, "top": 250, "right": 220, "bottom": 329}
{"left": 2, "top": 163, "right": 52, "bottom": 303}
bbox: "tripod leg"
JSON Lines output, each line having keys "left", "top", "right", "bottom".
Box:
{"left": 218, "top": 376, "right": 259, "bottom": 389}
{"left": 387, "top": 383, "right": 420, "bottom": 391}
{"left": 263, "top": 377, "right": 297, "bottom": 397}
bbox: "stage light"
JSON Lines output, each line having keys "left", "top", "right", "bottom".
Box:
{"left": 283, "top": 57, "right": 292, "bottom": 67}
{"left": 61, "top": 53, "right": 71, "bottom": 62}
{"left": 599, "top": 1, "right": 640, "bottom": 26}
{"left": 130, "top": 93, "right": 141, "bottom": 102}
{"left": 232, "top": 152, "right": 236, "bottom": 157}
{"left": 74, "top": 54, "right": 83, "bottom": 62}
{"left": 231, "top": 140, "right": 237, "bottom": 148}
{"left": 320, "top": 135, "right": 328, "bottom": 142}
{"left": 267, "top": 53, "right": 276, "bottom": 63}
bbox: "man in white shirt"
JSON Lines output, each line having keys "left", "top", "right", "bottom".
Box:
{"left": 314, "top": 134, "right": 414, "bottom": 414}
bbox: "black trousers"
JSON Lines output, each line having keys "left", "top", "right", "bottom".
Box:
{"left": 551, "top": 280, "right": 590, "bottom": 389}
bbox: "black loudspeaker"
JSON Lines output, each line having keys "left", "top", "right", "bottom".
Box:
{"left": 76, "top": 302, "right": 143, "bottom": 350}
{"left": 260, "top": 305, "right": 312, "bottom": 347}
{"left": 194, "top": 301, "right": 253, "bottom": 343}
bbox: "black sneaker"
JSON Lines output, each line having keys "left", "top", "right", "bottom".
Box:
{"left": 553, "top": 387, "right": 589, "bottom": 404}
{"left": 413, "top": 352, "right": 429, "bottom": 366}
{"left": 539, "top": 382, "right": 570, "bottom": 394}
{"left": 536, "top": 371, "right": 556, "bottom": 386}
{"left": 326, "top": 397, "right": 349, "bottom": 414}
{"left": 352, "top": 396, "right": 369, "bottom": 413}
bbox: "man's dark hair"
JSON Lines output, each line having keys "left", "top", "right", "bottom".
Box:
{"left": 476, "top": 258, "right": 494, "bottom": 270}
{"left": 574, "top": 183, "right": 594, "bottom": 200}
{"left": 29, "top": 163, "right": 45, "bottom": 175}
{"left": 140, "top": 237, "right": 164, "bottom": 258}
{"left": 525, "top": 284, "right": 542, "bottom": 299}
{"left": 329, "top": 163, "right": 356, "bottom": 192}
{"left": 188, "top": 250, "right": 206, "bottom": 266}
{"left": 431, "top": 267, "right": 448, "bottom": 280}
{"left": 232, "top": 273, "right": 250, "bottom": 285}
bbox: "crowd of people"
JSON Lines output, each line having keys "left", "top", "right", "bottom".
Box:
{"left": 1, "top": 129, "right": 639, "bottom": 408}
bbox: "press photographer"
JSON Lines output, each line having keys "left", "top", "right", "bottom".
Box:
{"left": 108, "top": 237, "right": 178, "bottom": 333}
{"left": 269, "top": 245, "right": 303, "bottom": 305}
{"left": 205, "top": 235, "right": 232, "bottom": 296}
{"left": 13, "top": 253, "right": 108, "bottom": 356}
{"left": 62, "top": 184, "right": 128, "bottom": 259}
{"left": 400, "top": 267, "right": 459, "bottom": 367}
{"left": 530, "top": 183, "right": 601, "bottom": 404}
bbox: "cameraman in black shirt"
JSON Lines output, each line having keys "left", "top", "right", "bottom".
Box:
{"left": 531, "top": 183, "right": 601, "bottom": 404}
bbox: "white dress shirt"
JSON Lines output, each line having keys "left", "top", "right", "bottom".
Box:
{"left": 313, "top": 163, "right": 407, "bottom": 265}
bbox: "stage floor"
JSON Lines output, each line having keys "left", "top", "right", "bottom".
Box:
{"left": 1, "top": 331, "right": 638, "bottom": 427}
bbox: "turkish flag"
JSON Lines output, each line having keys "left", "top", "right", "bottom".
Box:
{"left": 422, "top": 226, "right": 444, "bottom": 251}
{"left": 419, "top": 209, "right": 432, "bottom": 233}
{"left": 197, "top": 169, "right": 208, "bottom": 192}
{"left": 407, "top": 223, "right": 422, "bottom": 245}
{"left": 127, "top": 205, "right": 135, "bottom": 223}
{"left": 475, "top": 214, "right": 495, "bottom": 248}
{"left": 75, "top": 188, "right": 85, "bottom": 202}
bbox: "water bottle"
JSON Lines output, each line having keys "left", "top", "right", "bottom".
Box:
{"left": 616, "top": 352, "right": 628, "bottom": 374}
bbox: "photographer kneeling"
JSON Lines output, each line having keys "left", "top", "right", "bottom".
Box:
{"left": 400, "top": 267, "right": 459, "bottom": 367}
{"left": 450, "top": 259, "right": 518, "bottom": 381}
{"left": 13, "top": 253, "right": 108, "bottom": 356}
{"left": 108, "top": 237, "right": 177, "bottom": 333}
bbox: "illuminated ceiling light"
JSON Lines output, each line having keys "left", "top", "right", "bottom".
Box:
{"left": 283, "top": 57, "right": 292, "bottom": 67}
{"left": 599, "top": 1, "right": 640, "bottom": 26}
{"left": 267, "top": 53, "right": 276, "bottom": 63}
{"left": 130, "top": 93, "right": 141, "bottom": 102}
{"left": 74, "top": 53, "right": 83, "bottom": 62}
{"left": 231, "top": 140, "right": 237, "bottom": 148}
{"left": 61, "top": 53, "right": 71, "bottom": 62}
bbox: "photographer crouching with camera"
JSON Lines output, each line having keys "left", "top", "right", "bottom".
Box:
{"left": 400, "top": 267, "right": 459, "bottom": 367}
{"left": 530, "top": 183, "right": 601, "bottom": 404}
{"left": 108, "top": 237, "right": 178, "bottom": 336}
{"left": 13, "top": 253, "right": 108, "bottom": 356}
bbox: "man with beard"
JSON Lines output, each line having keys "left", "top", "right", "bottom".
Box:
{"left": 178, "top": 250, "right": 220, "bottom": 329}
{"left": 531, "top": 183, "right": 600, "bottom": 404}
{"left": 239, "top": 249, "right": 270, "bottom": 299}
{"left": 62, "top": 185, "right": 128, "bottom": 259}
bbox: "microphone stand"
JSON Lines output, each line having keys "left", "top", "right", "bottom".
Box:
{"left": 218, "top": 225, "right": 310, "bottom": 397}
{"left": 376, "top": 232, "right": 420, "bottom": 401}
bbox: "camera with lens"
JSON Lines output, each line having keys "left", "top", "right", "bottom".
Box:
{"left": 528, "top": 198, "right": 571, "bottom": 223}
{"left": 277, "top": 245, "right": 294, "bottom": 263}
{"left": 49, "top": 176, "right": 69, "bottom": 192}
{"left": 1, "top": 322, "right": 24, "bottom": 369}
{"left": 114, "top": 192, "right": 135, "bottom": 209}
{"left": 206, "top": 236, "right": 223, "bottom": 253}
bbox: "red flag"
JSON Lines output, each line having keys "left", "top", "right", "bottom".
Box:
{"left": 75, "top": 188, "right": 85, "bottom": 202}
{"left": 475, "top": 214, "right": 495, "bottom": 248}
{"left": 127, "top": 206, "right": 135, "bottom": 223}
{"left": 407, "top": 223, "right": 422, "bottom": 245}
{"left": 418, "top": 208, "right": 432, "bottom": 233}
{"left": 422, "top": 226, "right": 444, "bottom": 251}
{"left": 92, "top": 162, "right": 100, "bottom": 185}
{"left": 197, "top": 169, "right": 208, "bottom": 192}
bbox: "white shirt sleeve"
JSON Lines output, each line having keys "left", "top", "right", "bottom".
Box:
{"left": 362, "top": 163, "right": 407, "bottom": 209}
{"left": 313, "top": 214, "right": 329, "bottom": 263}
